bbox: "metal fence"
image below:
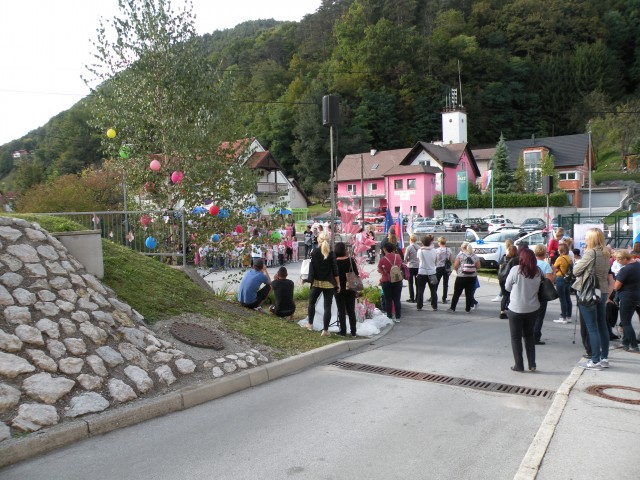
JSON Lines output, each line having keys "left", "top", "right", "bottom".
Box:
{"left": 45, "top": 210, "right": 187, "bottom": 266}
{"left": 556, "top": 212, "right": 635, "bottom": 248}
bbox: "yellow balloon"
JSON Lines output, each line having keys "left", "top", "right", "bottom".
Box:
{"left": 106, "top": 128, "right": 116, "bottom": 138}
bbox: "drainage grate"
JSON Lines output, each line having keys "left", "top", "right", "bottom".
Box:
{"left": 330, "top": 361, "right": 555, "bottom": 400}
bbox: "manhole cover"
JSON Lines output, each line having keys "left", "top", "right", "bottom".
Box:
{"left": 170, "top": 322, "right": 225, "bottom": 350}
{"left": 586, "top": 384, "right": 640, "bottom": 405}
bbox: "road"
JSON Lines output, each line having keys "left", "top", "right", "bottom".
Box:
{"left": 0, "top": 264, "right": 587, "bottom": 479}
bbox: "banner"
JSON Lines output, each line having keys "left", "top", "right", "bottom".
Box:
{"left": 435, "top": 172, "right": 442, "bottom": 193}
{"left": 456, "top": 171, "right": 468, "bottom": 201}
{"left": 633, "top": 213, "right": 640, "bottom": 245}
{"left": 396, "top": 209, "right": 404, "bottom": 251}
{"left": 574, "top": 223, "right": 604, "bottom": 255}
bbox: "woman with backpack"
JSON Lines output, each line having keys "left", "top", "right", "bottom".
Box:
{"left": 498, "top": 245, "right": 519, "bottom": 319}
{"left": 435, "top": 236, "right": 454, "bottom": 304}
{"left": 447, "top": 242, "right": 481, "bottom": 314}
{"left": 378, "top": 242, "right": 404, "bottom": 322}
{"left": 552, "top": 243, "right": 574, "bottom": 324}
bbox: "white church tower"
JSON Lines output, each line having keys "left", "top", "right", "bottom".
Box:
{"left": 441, "top": 87, "right": 467, "bottom": 144}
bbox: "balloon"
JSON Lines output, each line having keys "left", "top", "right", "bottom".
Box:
{"left": 119, "top": 145, "right": 131, "bottom": 159}
{"left": 235, "top": 225, "right": 243, "bottom": 234}
{"left": 140, "top": 215, "right": 151, "bottom": 226}
{"left": 217, "top": 208, "right": 229, "bottom": 219}
{"left": 271, "top": 231, "right": 281, "bottom": 240}
{"left": 106, "top": 128, "right": 116, "bottom": 138}
{"left": 212, "top": 234, "right": 220, "bottom": 242}
{"left": 145, "top": 237, "right": 157, "bottom": 249}
{"left": 204, "top": 198, "right": 212, "bottom": 205}
{"left": 150, "top": 159, "right": 161, "bottom": 171}
{"left": 209, "top": 205, "right": 219, "bottom": 216}
{"left": 171, "top": 170, "right": 184, "bottom": 184}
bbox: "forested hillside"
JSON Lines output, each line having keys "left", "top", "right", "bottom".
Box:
{"left": 2, "top": 0, "right": 639, "bottom": 198}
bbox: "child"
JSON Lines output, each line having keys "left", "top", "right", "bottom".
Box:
{"left": 265, "top": 245, "right": 273, "bottom": 267}
{"left": 278, "top": 241, "right": 286, "bottom": 266}
{"left": 285, "top": 236, "right": 293, "bottom": 263}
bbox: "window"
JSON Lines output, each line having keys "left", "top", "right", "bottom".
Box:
{"left": 347, "top": 184, "right": 356, "bottom": 194}
{"left": 407, "top": 179, "right": 416, "bottom": 189}
{"left": 368, "top": 183, "right": 378, "bottom": 192}
{"left": 523, "top": 150, "right": 542, "bottom": 192}
{"left": 558, "top": 171, "right": 578, "bottom": 181}
{"left": 418, "top": 160, "right": 431, "bottom": 166}
{"left": 371, "top": 163, "right": 379, "bottom": 170}
{"left": 394, "top": 179, "right": 403, "bottom": 190}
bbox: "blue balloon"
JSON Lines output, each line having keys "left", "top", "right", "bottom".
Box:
{"left": 212, "top": 234, "right": 220, "bottom": 242}
{"left": 217, "top": 208, "right": 229, "bottom": 219}
{"left": 145, "top": 237, "right": 158, "bottom": 249}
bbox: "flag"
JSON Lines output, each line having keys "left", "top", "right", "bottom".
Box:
{"left": 435, "top": 172, "right": 442, "bottom": 192}
{"left": 383, "top": 208, "right": 393, "bottom": 234}
{"left": 396, "top": 209, "right": 404, "bottom": 252}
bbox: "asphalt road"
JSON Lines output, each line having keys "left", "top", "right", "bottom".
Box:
{"left": 0, "top": 264, "right": 587, "bottom": 480}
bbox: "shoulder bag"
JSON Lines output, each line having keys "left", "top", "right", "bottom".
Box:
{"left": 538, "top": 270, "right": 559, "bottom": 302}
{"left": 345, "top": 258, "right": 364, "bottom": 292}
{"left": 576, "top": 252, "right": 600, "bottom": 307}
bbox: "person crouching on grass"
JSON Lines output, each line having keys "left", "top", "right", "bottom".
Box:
{"left": 269, "top": 267, "right": 296, "bottom": 321}
{"left": 237, "top": 258, "right": 271, "bottom": 314}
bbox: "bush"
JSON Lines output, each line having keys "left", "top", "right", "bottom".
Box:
{"left": 431, "top": 191, "right": 569, "bottom": 209}
{"left": 360, "top": 285, "right": 381, "bottom": 309}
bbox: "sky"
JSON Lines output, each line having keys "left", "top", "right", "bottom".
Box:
{"left": 0, "top": 0, "right": 321, "bottom": 146}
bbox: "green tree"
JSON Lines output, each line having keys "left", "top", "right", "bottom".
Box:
{"left": 513, "top": 156, "right": 525, "bottom": 193}
{"left": 83, "top": 0, "right": 256, "bottom": 220}
{"left": 541, "top": 152, "right": 555, "bottom": 176}
{"left": 491, "top": 133, "right": 512, "bottom": 194}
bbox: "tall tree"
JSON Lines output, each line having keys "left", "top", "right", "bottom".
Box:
{"left": 491, "top": 133, "right": 512, "bottom": 194}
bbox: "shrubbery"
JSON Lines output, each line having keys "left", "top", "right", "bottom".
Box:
{"left": 431, "top": 192, "right": 569, "bottom": 210}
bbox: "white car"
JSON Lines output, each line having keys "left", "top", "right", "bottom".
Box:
{"left": 482, "top": 213, "right": 504, "bottom": 223}
{"left": 465, "top": 229, "right": 548, "bottom": 270}
{"left": 487, "top": 218, "right": 514, "bottom": 232}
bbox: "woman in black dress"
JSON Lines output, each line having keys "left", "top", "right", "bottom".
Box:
{"left": 335, "top": 242, "right": 359, "bottom": 337}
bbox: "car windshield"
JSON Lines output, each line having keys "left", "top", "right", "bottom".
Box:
{"left": 482, "top": 231, "right": 521, "bottom": 242}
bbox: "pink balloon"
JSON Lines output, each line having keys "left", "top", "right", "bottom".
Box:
{"left": 140, "top": 214, "right": 151, "bottom": 226}
{"left": 235, "top": 225, "right": 243, "bottom": 234}
{"left": 209, "top": 205, "right": 219, "bottom": 216}
{"left": 171, "top": 170, "right": 184, "bottom": 184}
{"left": 150, "top": 159, "right": 161, "bottom": 171}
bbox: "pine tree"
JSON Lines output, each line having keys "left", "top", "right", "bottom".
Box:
{"left": 492, "top": 133, "right": 512, "bottom": 194}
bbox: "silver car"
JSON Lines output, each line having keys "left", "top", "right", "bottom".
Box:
{"left": 414, "top": 220, "right": 444, "bottom": 234}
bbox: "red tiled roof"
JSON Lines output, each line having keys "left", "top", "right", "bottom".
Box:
{"left": 336, "top": 148, "right": 411, "bottom": 181}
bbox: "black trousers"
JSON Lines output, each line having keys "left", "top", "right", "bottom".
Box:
{"left": 507, "top": 309, "right": 537, "bottom": 371}
{"left": 407, "top": 267, "right": 419, "bottom": 301}
{"left": 336, "top": 290, "right": 357, "bottom": 335}
{"left": 534, "top": 300, "right": 547, "bottom": 342}
{"left": 450, "top": 276, "right": 476, "bottom": 312}
{"left": 416, "top": 274, "right": 437, "bottom": 310}
{"left": 308, "top": 287, "right": 335, "bottom": 331}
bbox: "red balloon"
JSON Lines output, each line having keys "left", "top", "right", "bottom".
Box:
{"left": 140, "top": 214, "right": 151, "bottom": 226}
{"left": 150, "top": 159, "right": 161, "bottom": 171}
{"left": 209, "top": 205, "right": 219, "bottom": 216}
{"left": 235, "top": 225, "right": 243, "bottom": 234}
{"left": 171, "top": 170, "right": 184, "bottom": 184}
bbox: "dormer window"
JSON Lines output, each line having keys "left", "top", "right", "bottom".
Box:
{"left": 371, "top": 163, "right": 379, "bottom": 170}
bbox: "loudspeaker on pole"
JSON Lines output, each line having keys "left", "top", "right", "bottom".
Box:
{"left": 322, "top": 95, "right": 340, "bottom": 126}
{"left": 542, "top": 175, "right": 554, "bottom": 194}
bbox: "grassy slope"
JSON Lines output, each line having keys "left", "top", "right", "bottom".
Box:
{"left": 6, "top": 213, "right": 338, "bottom": 358}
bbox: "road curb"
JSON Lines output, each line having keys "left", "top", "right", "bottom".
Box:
{"left": 0, "top": 331, "right": 387, "bottom": 469}
{"left": 513, "top": 360, "right": 585, "bottom": 480}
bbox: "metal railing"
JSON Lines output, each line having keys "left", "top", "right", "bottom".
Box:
{"left": 45, "top": 210, "right": 187, "bottom": 266}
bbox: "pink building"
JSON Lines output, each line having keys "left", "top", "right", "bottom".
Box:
{"left": 335, "top": 103, "right": 480, "bottom": 217}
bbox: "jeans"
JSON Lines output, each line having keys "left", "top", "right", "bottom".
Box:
{"left": 308, "top": 287, "right": 335, "bottom": 331}
{"left": 416, "top": 274, "right": 437, "bottom": 310}
{"left": 507, "top": 309, "right": 537, "bottom": 371}
{"left": 336, "top": 289, "right": 357, "bottom": 336}
{"left": 450, "top": 276, "right": 476, "bottom": 312}
{"left": 555, "top": 276, "right": 572, "bottom": 319}
{"left": 407, "top": 267, "right": 419, "bottom": 301}
{"left": 436, "top": 267, "right": 451, "bottom": 301}
{"left": 618, "top": 298, "right": 640, "bottom": 348}
{"left": 381, "top": 281, "right": 403, "bottom": 319}
{"left": 578, "top": 295, "right": 609, "bottom": 363}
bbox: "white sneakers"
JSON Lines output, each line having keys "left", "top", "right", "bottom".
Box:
{"left": 553, "top": 318, "right": 570, "bottom": 324}
{"left": 491, "top": 295, "right": 502, "bottom": 302}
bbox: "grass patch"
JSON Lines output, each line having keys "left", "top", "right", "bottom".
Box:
{"left": 5, "top": 213, "right": 87, "bottom": 232}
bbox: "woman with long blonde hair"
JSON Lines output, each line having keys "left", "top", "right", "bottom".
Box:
{"left": 306, "top": 232, "right": 340, "bottom": 337}
{"left": 572, "top": 228, "right": 611, "bottom": 370}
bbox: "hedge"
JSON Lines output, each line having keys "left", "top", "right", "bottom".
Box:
{"left": 431, "top": 192, "right": 569, "bottom": 210}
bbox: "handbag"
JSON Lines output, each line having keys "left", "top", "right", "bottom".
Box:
{"left": 345, "top": 259, "right": 364, "bottom": 292}
{"left": 428, "top": 274, "right": 438, "bottom": 286}
{"left": 401, "top": 263, "right": 410, "bottom": 280}
{"left": 538, "top": 276, "right": 559, "bottom": 302}
{"left": 300, "top": 258, "right": 312, "bottom": 283}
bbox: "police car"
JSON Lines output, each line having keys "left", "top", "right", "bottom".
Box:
{"left": 465, "top": 228, "right": 548, "bottom": 270}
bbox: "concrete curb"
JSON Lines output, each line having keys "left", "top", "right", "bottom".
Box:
{"left": 0, "top": 334, "right": 381, "bottom": 469}
{"left": 513, "top": 360, "right": 585, "bottom": 480}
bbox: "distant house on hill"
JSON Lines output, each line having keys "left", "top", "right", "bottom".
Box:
{"left": 336, "top": 98, "right": 480, "bottom": 218}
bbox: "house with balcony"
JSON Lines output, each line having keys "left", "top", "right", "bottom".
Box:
{"left": 223, "top": 138, "right": 309, "bottom": 214}
{"left": 335, "top": 101, "right": 480, "bottom": 218}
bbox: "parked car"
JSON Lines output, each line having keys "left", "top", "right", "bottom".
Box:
{"left": 466, "top": 229, "right": 548, "bottom": 270}
{"left": 482, "top": 213, "right": 505, "bottom": 223}
{"left": 463, "top": 217, "right": 489, "bottom": 232}
{"left": 443, "top": 218, "right": 465, "bottom": 232}
{"left": 414, "top": 219, "right": 445, "bottom": 234}
{"left": 519, "top": 217, "right": 546, "bottom": 232}
{"left": 487, "top": 218, "right": 514, "bottom": 232}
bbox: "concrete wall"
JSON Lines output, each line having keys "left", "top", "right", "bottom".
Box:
{"left": 53, "top": 230, "right": 104, "bottom": 279}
